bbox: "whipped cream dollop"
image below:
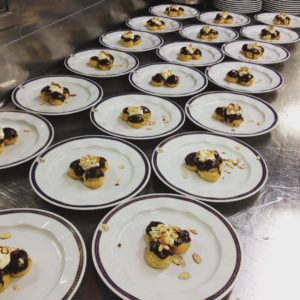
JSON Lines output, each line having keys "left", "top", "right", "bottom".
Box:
{"left": 98, "top": 51, "right": 111, "bottom": 60}
{"left": 266, "top": 26, "right": 276, "bottom": 33}
{"left": 196, "top": 150, "right": 218, "bottom": 162}
{"left": 127, "top": 106, "right": 143, "bottom": 116}
{"left": 0, "top": 247, "right": 13, "bottom": 270}
{"left": 150, "top": 17, "right": 162, "bottom": 26}
{"left": 226, "top": 103, "right": 242, "bottom": 115}
{"left": 201, "top": 25, "right": 211, "bottom": 33}
{"left": 79, "top": 155, "right": 99, "bottom": 170}
{"left": 49, "top": 82, "right": 64, "bottom": 94}
{"left": 160, "top": 69, "right": 173, "bottom": 80}
{"left": 219, "top": 11, "right": 229, "bottom": 18}
{"left": 0, "top": 128, "right": 4, "bottom": 140}
{"left": 238, "top": 66, "right": 250, "bottom": 76}
{"left": 123, "top": 31, "right": 134, "bottom": 39}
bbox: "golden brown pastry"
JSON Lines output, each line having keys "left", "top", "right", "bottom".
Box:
{"left": 225, "top": 66, "right": 254, "bottom": 86}
{"left": 198, "top": 25, "right": 218, "bottom": 40}
{"left": 151, "top": 69, "right": 180, "bottom": 88}
{"left": 241, "top": 42, "right": 264, "bottom": 59}
{"left": 179, "top": 44, "right": 202, "bottom": 61}
{"left": 145, "top": 241, "right": 173, "bottom": 269}
{"left": 213, "top": 103, "right": 244, "bottom": 127}
{"left": 260, "top": 26, "right": 280, "bottom": 40}
{"left": 273, "top": 12, "right": 291, "bottom": 26}
{"left": 120, "top": 106, "right": 151, "bottom": 129}
{"left": 185, "top": 150, "right": 223, "bottom": 182}
{"left": 120, "top": 31, "right": 141, "bottom": 47}
{"left": 40, "top": 82, "right": 71, "bottom": 106}
{"left": 164, "top": 4, "right": 184, "bottom": 17}
{"left": 214, "top": 11, "right": 233, "bottom": 24}
{"left": 146, "top": 17, "right": 165, "bottom": 31}
{"left": 88, "top": 51, "right": 114, "bottom": 71}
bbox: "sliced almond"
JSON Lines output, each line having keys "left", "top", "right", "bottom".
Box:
{"left": 179, "top": 272, "right": 190, "bottom": 280}
{"left": 192, "top": 253, "right": 201, "bottom": 264}
{"left": 99, "top": 224, "right": 109, "bottom": 232}
{"left": 0, "top": 232, "right": 11, "bottom": 239}
{"left": 189, "top": 229, "right": 198, "bottom": 235}
{"left": 13, "top": 284, "right": 21, "bottom": 291}
{"left": 172, "top": 255, "right": 184, "bottom": 266}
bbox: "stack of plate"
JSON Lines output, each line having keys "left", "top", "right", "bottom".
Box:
{"left": 213, "top": 0, "right": 262, "bottom": 14}
{"left": 263, "top": 0, "right": 300, "bottom": 15}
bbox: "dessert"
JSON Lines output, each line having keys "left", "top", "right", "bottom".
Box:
{"left": 179, "top": 44, "right": 202, "bottom": 61}
{"left": 0, "top": 127, "right": 18, "bottom": 153}
{"left": 151, "top": 69, "right": 180, "bottom": 88}
{"left": 241, "top": 42, "right": 264, "bottom": 59}
{"left": 120, "top": 31, "right": 141, "bottom": 47}
{"left": 120, "top": 106, "right": 151, "bottom": 129}
{"left": 164, "top": 4, "right": 184, "bottom": 17}
{"left": 67, "top": 155, "right": 108, "bottom": 189}
{"left": 225, "top": 66, "right": 254, "bottom": 86}
{"left": 214, "top": 11, "right": 233, "bottom": 24}
{"left": 185, "top": 150, "right": 223, "bottom": 182}
{"left": 198, "top": 25, "right": 218, "bottom": 40}
{"left": 0, "top": 246, "right": 32, "bottom": 293}
{"left": 213, "top": 103, "right": 244, "bottom": 127}
{"left": 146, "top": 17, "right": 165, "bottom": 31}
{"left": 273, "top": 12, "right": 291, "bottom": 26}
{"left": 88, "top": 51, "right": 114, "bottom": 71}
{"left": 260, "top": 26, "right": 280, "bottom": 40}
{"left": 144, "top": 221, "right": 192, "bottom": 269}
{"left": 40, "top": 82, "right": 71, "bottom": 106}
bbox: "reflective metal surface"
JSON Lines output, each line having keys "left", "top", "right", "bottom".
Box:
{"left": 1, "top": 1, "right": 300, "bottom": 299}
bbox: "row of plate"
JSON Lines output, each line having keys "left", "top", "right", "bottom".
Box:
{"left": 213, "top": 0, "right": 262, "bottom": 14}
{"left": 1, "top": 191, "right": 242, "bottom": 300}
{"left": 263, "top": 0, "right": 300, "bottom": 15}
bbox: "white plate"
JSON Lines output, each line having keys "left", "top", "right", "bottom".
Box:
{"left": 198, "top": 11, "right": 251, "bottom": 27}
{"left": 222, "top": 40, "right": 290, "bottom": 64}
{"left": 149, "top": 4, "right": 199, "bottom": 19}
{"left": 0, "top": 111, "right": 54, "bottom": 169}
{"left": 99, "top": 30, "right": 163, "bottom": 52}
{"left": 240, "top": 25, "right": 300, "bottom": 44}
{"left": 64, "top": 48, "right": 139, "bottom": 78}
{"left": 129, "top": 63, "right": 208, "bottom": 98}
{"left": 29, "top": 135, "right": 151, "bottom": 210}
{"left": 152, "top": 132, "right": 268, "bottom": 202}
{"left": 255, "top": 12, "right": 300, "bottom": 28}
{"left": 90, "top": 93, "right": 185, "bottom": 140}
{"left": 157, "top": 41, "right": 224, "bottom": 67}
{"left": 92, "top": 193, "right": 242, "bottom": 300}
{"left": 127, "top": 16, "right": 181, "bottom": 33}
{"left": 185, "top": 91, "right": 278, "bottom": 137}
{"left": 0, "top": 208, "right": 86, "bottom": 300}
{"left": 12, "top": 75, "right": 103, "bottom": 116}
{"left": 205, "top": 61, "right": 284, "bottom": 94}
{"left": 180, "top": 24, "right": 239, "bottom": 44}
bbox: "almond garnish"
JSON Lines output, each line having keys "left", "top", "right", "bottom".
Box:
{"left": 179, "top": 272, "right": 190, "bottom": 280}
{"left": 192, "top": 253, "right": 201, "bottom": 264}
{"left": 0, "top": 232, "right": 11, "bottom": 239}
{"left": 99, "top": 224, "right": 109, "bottom": 232}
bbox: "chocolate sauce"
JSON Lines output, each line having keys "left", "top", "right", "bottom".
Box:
{"left": 147, "top": 20, "right": 165, "bottom": 27}
{"left": 193, "top": 49, "right": 202, "bottom": 55}
{"left": 200, "top": 29, "right": 209, "bottom": 36}
{"left": 99, "top": 59, "right": 111, "bottom": 66}
{"left": 0, "top": 270, "right": 5, "bottom": 285}
{"left": 3, "top": 128, "right": 17, "bottom": 139}
{"left": 152, "top": 73, "right": 164, "bottom": 83}
{"left": 215, "top": 107, "right": 243, "bottom": 122}
{"left": 99, "top": 157, "right": 107, "bottom": 169}
{"left": 141, "top": 106, "right": 150, "bottom": 114}
{"left": 197, "top": 153, "right": 222, "bottom": 171}
{"left": 5, "top": 249, "right": 28, "bottom": 274}
{"left": 84, "top": 167, "right": 104, "bottom": 179}
{"left": 146, "top": 221, "right": 163, "bottom": 235}
{"left": 121, "top": 37, "right": 132, "bottom": 42}
{"left": 70, "top": 159, "right": 85, "bottom": 177}
{"left": 133, "top": 35, "right": 141, "bottom": 42}
{"left": 185, "top": 152, "right": 198, "bottom": 167}
{"left": 227, "top": 70, "right": 239, "bottom": 78}
{"left": 63, "top": 87, "right": 70, "bottom": 94}
{"left": 41, "top": 85, "right": 51, "bottom": 93}
{"left": 180, "top": 47, "right": 192, "bottom": 55}
{"left": 149, "top": 241, "right": 172, "bottom": 259}
{"left": 165, "top": 75, "right": 178, "bottom": 85}
{"left": 128, "top": 115, "right": 144, "bottom": 123}
{"left": 90, "top": 56, "right": 99, "bottom": 62}
{"left": 215, "top": 107, "right": 226, "bottom": 119}
{"left": 174, "top": 230, "right": 191, "bottom": 246}
{"left": 50, "top": 91, "right": 66, "bottom": 101}
{"left": 240, "top": 73, "right": 254, "bottom": 83}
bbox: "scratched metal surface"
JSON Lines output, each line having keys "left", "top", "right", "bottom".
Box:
{"left": 0, "top": 1, "right": 300, "bottom": 300}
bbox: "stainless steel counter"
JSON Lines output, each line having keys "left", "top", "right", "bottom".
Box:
{"left": 1, "top": 3, "right": 300, "bottom": 300}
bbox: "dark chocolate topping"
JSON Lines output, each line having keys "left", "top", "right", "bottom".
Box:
{"left": 174, "top": 230, "right": 191, "bottom": 246}
{"left": 84, "top": 167, "right": 104, "bottom": 179}
{"left": 242, "top": 44, "right": 248, "bottom": 52}
{"left": 147, "top": 20, "right": 163, "bottom": 27}
{"left": 3, "top": 127, "right": 18, "bottom": 139}
{"left": 63, "top": 87, "right": 70, "bottom": 94}
{"left": 149, "top": 241, "right": 172, "bottom": 259}
{"left": 240, "top": 73, "right": 254, "bottom": 83}
{"left": 227, "top": 70, "right": 239, "bottom": 78}
{"left": 70, "top": 159, "right": 85, "bottom": 177}
{"left": 98, "top": 59, "right": 111, "bottom": 66}
{"left": 152, "top": 73, "right": 164, "bottom": 83}
{"left": 165, "top": 74, "right": 179, "bottom": 85}
{"left": 146, "top": 221, "right": 164, "bottom": 235}
{"left": 41, "top": 85, "right": 51, "bottom": 93}
{"left": 5, "top": 249, "right": 29, "bottom": 274}
{"left": 180, "top": 47, "right": 192, "bottom": 55}
{"left": 50, "top": 91, "right": 66, "bottom": 101}
{"left": 215, "top": 106, "right": 243, "bottom": 123}
{"left": 90, "top": 56, "right": 99, "bottom": 61}
{"left": 193, "top": 48, "right": 202, "bottom": 55}
{"left": 185, "top": 152, "right": 198, "bottom": 167}
{"left": 215, "top": 106, "right": 226, "bottom": 119}
{"left": 133, "top": 35, "right": 141, "bottom": 42}
{"left": 197, "top": 153, "right": 223, "bottom": 172}
{"left": 99, "top": 157, "right": 107, "bottom": 169}
{"left": 141, "top": 106, "right": 151, "bottom": 114}
{"left": 128, "top": 115, "right": 144, "bottom": 123}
